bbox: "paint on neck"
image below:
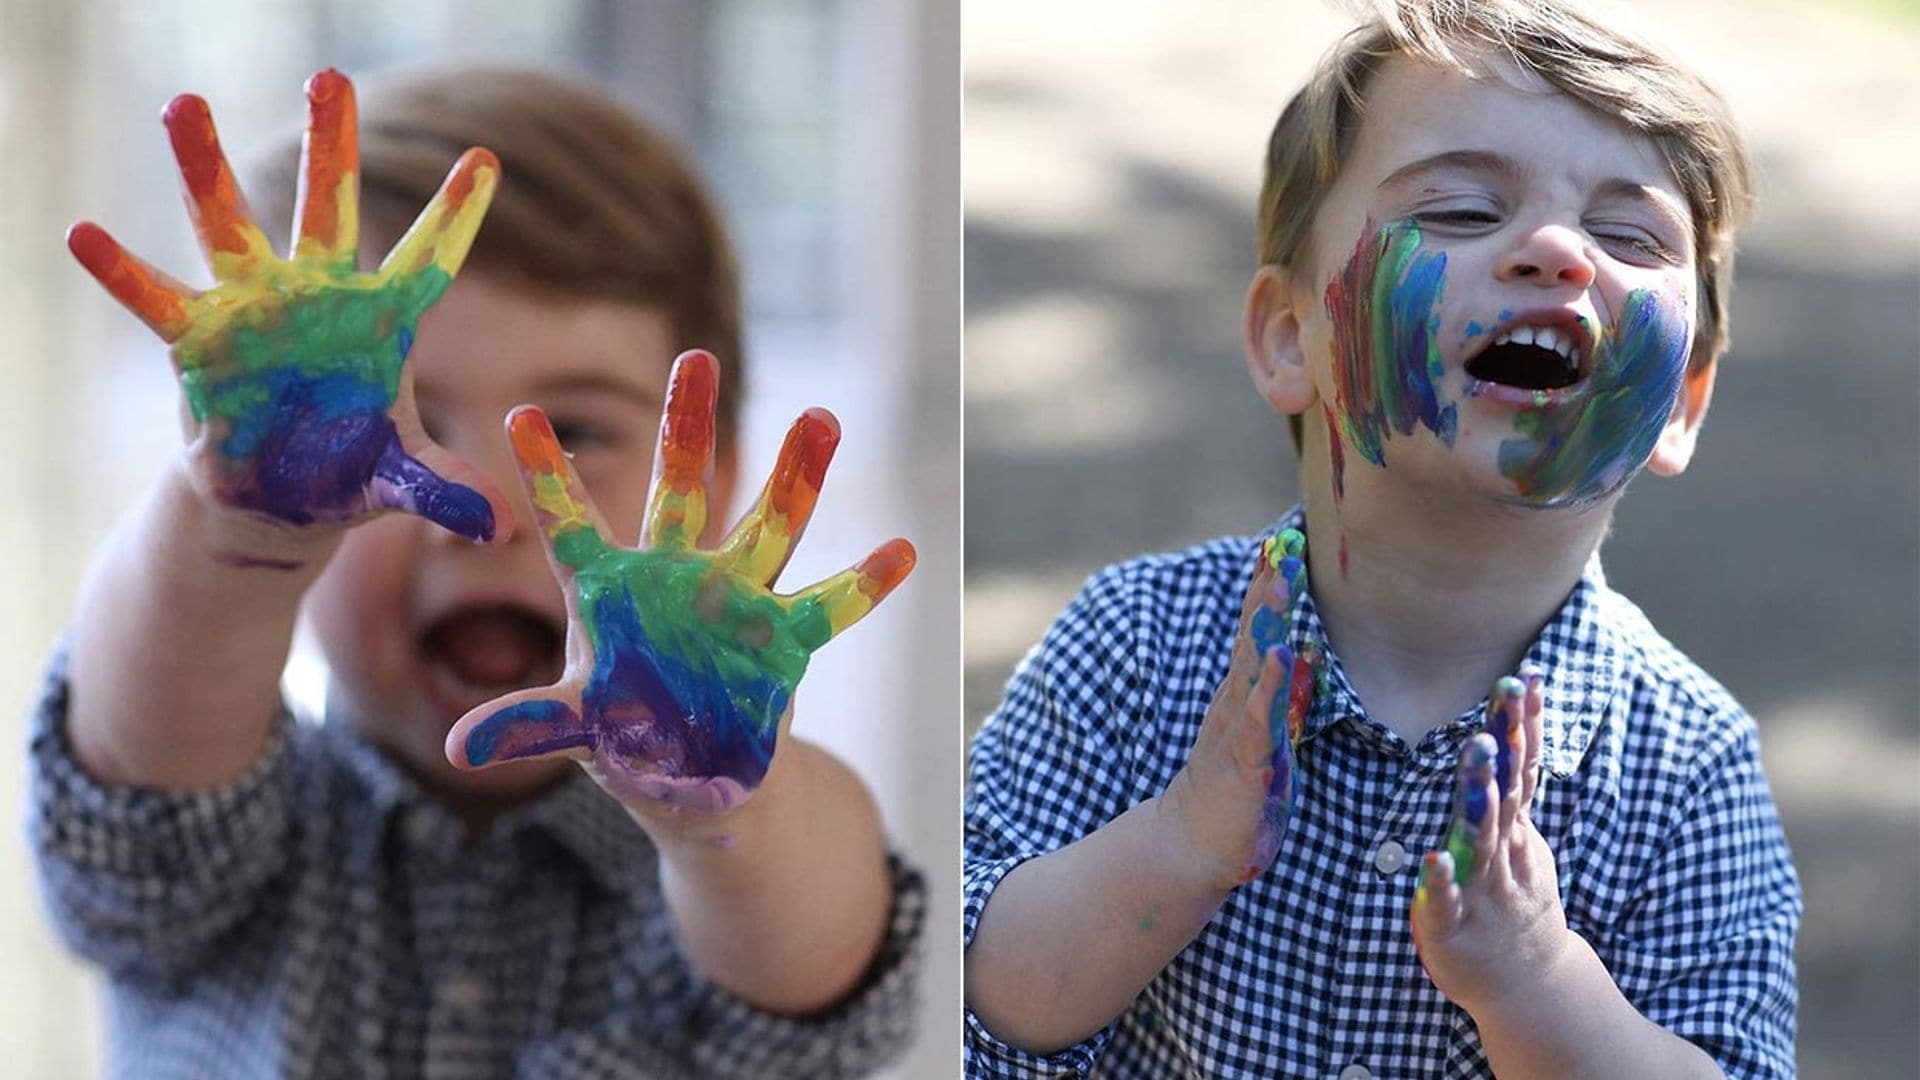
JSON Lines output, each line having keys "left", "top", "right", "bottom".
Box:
{"left": 1323, "top": 218, "right": 1458, "bottom": 471}
{"left": 1497, "top": 289, "right": 1690, "bottom": 506}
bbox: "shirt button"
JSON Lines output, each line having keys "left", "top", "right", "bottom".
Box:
{"left": 402, "top": 808, "right": 438, "bottom": 848}
{"left": 1373, "top": 840, "right": 1408, "bottom": 874}
{"left": 1339, "top": 1065, "right": 1373, "bottom": 1080}
{"left": 438, "top": 973, "right": 489, "bottom": 1014}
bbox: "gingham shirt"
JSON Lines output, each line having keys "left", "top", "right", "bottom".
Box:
{"left": 30, "top": 649, "right": 923, "bottom": 1079}
{"left": 964, "top": 509, "right": 1800, "bottom": 1079}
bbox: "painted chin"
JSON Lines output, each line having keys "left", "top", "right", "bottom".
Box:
{"left": 1462, "top": 377, "right": 1591, "bottom": 410}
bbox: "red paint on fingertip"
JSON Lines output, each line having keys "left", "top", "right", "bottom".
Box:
{"left": 858, "top": 538, "right": 916, "bottom": 596}
{"left": 659, "top": 352, "right": 719, "bottom": 476}
{"left": 298, "top": 68, "right": 358, "bottom": 249}
{"left": 508, "top": 407, "right": 568, "bottom": 474}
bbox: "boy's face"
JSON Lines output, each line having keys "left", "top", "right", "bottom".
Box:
{"left": 303, "top": 273, "right": 738, "bottom": 806}
{"left": 1251, "top": 55, "right": 1712, "bottom": 510}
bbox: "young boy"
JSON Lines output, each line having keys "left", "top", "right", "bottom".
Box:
{"left": 36, "top": 67, "right": 920, "bottom": 1077}
{"left": 964, "top": 3, "right": 1799, "bottom": 1077}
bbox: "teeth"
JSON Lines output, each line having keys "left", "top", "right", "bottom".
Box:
{"left": 1489, "top": 322, "right": 1580, "bottom": 364}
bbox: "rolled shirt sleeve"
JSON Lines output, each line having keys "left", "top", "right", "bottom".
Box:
{"left": 964, "top": 565, "right": 1161, "bottom": 1076}
{"left": 28, "top": 643, "right": 296, "bottom": 988}
{"left": 1598, "top": 714, "right": 1801, "bottom": 1080}
{"left": 521, "top": 853, "right": 927, "bottom": 1079}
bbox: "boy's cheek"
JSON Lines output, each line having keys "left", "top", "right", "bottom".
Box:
{"left": 306, "top": 518, "right": 421, "bottom": 692}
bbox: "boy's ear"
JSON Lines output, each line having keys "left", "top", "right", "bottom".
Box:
{"left": 1645, "top": 356, "right": 1718, "bottom": 477}
{"left": 1243, "top": 265, "right": 1317, "bottom": 416}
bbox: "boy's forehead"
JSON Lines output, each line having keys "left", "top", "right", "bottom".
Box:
{"left": 1343, "top": 54, "right": 1681, "bottom": 204}
{"left": 411, "top": 273, "right": 676, "bottom": 406}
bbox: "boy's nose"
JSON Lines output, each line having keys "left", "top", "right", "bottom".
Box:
{"left": 1495, "top": 224, "right": 1596, "bottom": 289}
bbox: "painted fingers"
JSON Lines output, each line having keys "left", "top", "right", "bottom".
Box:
{"left": 376, "top": 147, "right": 499, "bottom": 301}
{"left": 1414, "top": 666, "right": 1548, "bottom": 931}
{"left": 785, "top": 539, "right": 917, "bottom": 648}
{"left": 643, "top": 351, "right": 720, "bottom": 549}
{"left": 446, "top": 687, "right": 588, "bottom": 770}
{"left": 506, "top": 406, "right": 616, "bottom": 575}
{"left": 292, "top": 68, "right": 359, "bottom": 268}
{"left": 66, "top": 223, "right": 195, "bottom": 342}
{"left": 163, "top": 93, "right": 275, "bottom": 280}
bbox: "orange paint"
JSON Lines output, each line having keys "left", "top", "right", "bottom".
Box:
{"left": 658, "top": 351, "right": 718, "bottom": 481}
{"left": 297, "top": 69, "right": 356, "bottom": 251}
{"left": 766, "top": 409, "right": 839, "bottom": 521}
{"left": 509, "top": 407, "right": 569, "bottom": 475}
{"left": 163, "top": 94, "right": 254, "bottom": 257}
{"left": 67, "top": 223, "right": 188, "bottom": 337}
{"left": 439, "top": 147, "right": 495, "bottom": 212}
{"left": 856, "top": 538, "right": 916, "bottom": 596}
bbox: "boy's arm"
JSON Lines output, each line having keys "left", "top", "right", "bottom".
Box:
{"left": 963, "top": 549, "right": 1305, "bottom": 1068}
{"left": 66, "top": 461, "right": 339, "bottom": 791}
{"left": 1411, "top": 683, "right": 1797, "bottom": 1079}
{"left": 39, "top": 70, "right": 509, "bottom": 978}
{"left": 442, "top": 356, "right": 918, "bottom": 1026}
{"left": 62, "top": 70, "right": 509, "bottom": 794}
{"left": 652, "top": 737, "right": 896, "bottom": 1015}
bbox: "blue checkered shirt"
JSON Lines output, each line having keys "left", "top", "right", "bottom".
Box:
{"left": 30, "top": 649, "right": 923, "bottom": 1079}
{"left": 964, "top": 509, "right": 1800, "bottom": 1078}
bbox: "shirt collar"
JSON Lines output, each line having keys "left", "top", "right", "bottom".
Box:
{"left": 321, "top": 719, "right": 653, "bottom": 896}
{"left": 1260, "top": 506, "right": 1622, "bottom": 777}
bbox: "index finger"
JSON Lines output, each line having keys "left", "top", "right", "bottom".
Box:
{"left": 507, "top": 406, "right": 615, "bottom": 576}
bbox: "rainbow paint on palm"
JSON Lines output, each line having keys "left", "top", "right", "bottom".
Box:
{"left": 1498, "top": 289, "right": 1690, "bottom": 506}
{"left": 1324, "top": 218, "right": 1459, "bottom": 493}
{"left": 67, "top": 69, "right": 499, "bottom": 539}
{"left": 462, "top": 352, "right": 915, "bottom": 810}
{"left": 1241, "top": 527, "right": 1320, "bottom": 882}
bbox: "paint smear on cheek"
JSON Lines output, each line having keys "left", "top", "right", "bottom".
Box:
{"left": 1323, "top": 218, "right": 1458, "bottom": 471}
{"left": 1497, "top": 289, "right": 1691, "bottom": 506}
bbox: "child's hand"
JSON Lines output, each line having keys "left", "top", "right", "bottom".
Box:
{"left": 67, "top": 69, "right": 511, "bottom": 545}
{"left": 1161, "top": 531, "right": 1316, "bottom": 890}
{"left": 1410, "top": 668, "right": 1575, "bottom": 1015}
{"left": 445, "top": 350, "right": 914, "bottom": 816}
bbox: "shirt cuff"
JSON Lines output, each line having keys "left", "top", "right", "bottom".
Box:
{"left": 962, "top": 852, "right": 1110, "bottom": 1077}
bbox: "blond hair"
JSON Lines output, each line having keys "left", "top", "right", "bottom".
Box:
{"left": 1261, "top": 0, "right": 1754, "bottom": 449}
{"left": 253, "top": 67, "right": 745, "bottom": 448}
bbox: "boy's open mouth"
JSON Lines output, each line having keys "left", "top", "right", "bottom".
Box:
{"left": 1463, "top": 320, "right": 1590, "bottom": 392}
{"left": 418, "top": 604, "right": 565, "bottom": 719}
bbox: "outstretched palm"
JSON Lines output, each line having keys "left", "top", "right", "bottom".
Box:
{"left": 448, "top": 351, "right": 915, "bottom": 811}
{"left": 67, "top": 68, "right": 505, "bottom": 540}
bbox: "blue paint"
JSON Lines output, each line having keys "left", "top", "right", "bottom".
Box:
{"left": 1498, "top": 289, "right": 1691, "bottom": 506}
{"left": 467, "top": 698, "right": 582, "bottom": 765}
{"left": 1387, "top": 249, "right": 1459, "bottom": 449}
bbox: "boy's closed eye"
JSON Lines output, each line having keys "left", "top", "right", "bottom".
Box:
{"left": 545, "top": 415, "right": 621, "bottom": 452}
{"left": 1408, "top": 205, "right": 1683, "bottom": 268}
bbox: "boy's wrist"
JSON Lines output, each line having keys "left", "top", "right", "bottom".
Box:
{"left": 1146, "top": 788, "right": 1249, "bottom": 899}
{"left": 166, "top": 457, "right": 346, "bottom": 572}
{"left": 1458, "top": 924, "right": 1595, "bottom": 1030}
{"left": 615, "top": 735, "right": 808, "bottom": 857}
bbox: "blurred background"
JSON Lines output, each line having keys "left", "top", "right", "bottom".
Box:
{"left": 965, "top": 0, "right": 1918, "bottom": 1075}
{"left": 0, "top": 0, "right": 957, "bottom": 1075}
